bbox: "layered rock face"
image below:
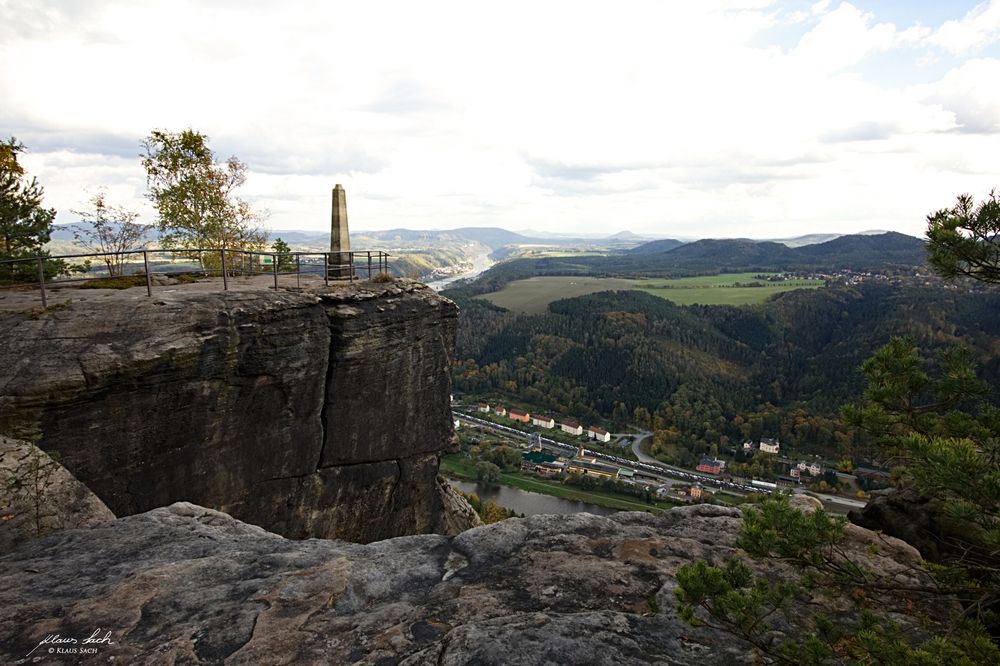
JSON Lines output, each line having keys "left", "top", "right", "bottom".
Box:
{"left": 0, "top": 435, "right": 114, "bottom": 554}
{"left": 0, "top": 280, "right": 461, "bottom": 542}
{"left": 849, "top": 487, "right": 981, "bottom": 567}
{"left": 0, "top": 502, "right": 934, "bottom": 665}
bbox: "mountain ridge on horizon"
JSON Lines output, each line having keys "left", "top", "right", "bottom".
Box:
{"left": 446, "top": 231, "right": 930, "bottom": 289}
{"left": 47, "top": 221, "right": 919, "bottom": 252}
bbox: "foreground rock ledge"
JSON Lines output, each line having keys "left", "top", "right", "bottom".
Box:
{"left": 0, "top": 502, "right": 932, "bottom": 665}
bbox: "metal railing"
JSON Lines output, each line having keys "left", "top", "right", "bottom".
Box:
{"left": 0, "top": 248, "right": 392, "bottom": 308}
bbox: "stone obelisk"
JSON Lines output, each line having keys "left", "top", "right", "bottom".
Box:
{"left": 330, "top": 184, "right": 351, "bottom": 277}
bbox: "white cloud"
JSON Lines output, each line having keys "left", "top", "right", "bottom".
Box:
{"left": 929, "top": 0, "right": 1000, "bottom": 54}
{"left": 0, "top": 0, "right": 998, "bottom": 239}
{"left": 811, "top": 0, "right": 832, "bottom": 15}
{"left": 913, "top": 58, "right": 1000, "bottom": 133}
{"left": 792, "top": 3, "right": 896, "bottom": 72}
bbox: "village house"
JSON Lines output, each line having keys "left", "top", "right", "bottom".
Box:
{"left": 696, "top": 456, "right": 725, "bottom": 475}
{"left": 690, "top": 482, "right": 704, "bottom": 502}
{"left": 560, "top": 420, "right": 583, "bottom": 436}
{"left": 797, "top": 461, "right": 822, "bottom": 476}
{"left": 567, "top": 459, "right": 620, "bottom": 480}
{"left": 533, "top": 462, "right": 563, "bottom": 478}
{"left": 477, "top": 403, "right": 490, "bottom": 413}
{"left": 531, "top": 415, "right": 555, "bottom": 429}
{"left": 759, "top": 437, "right": 780, "bottom": 454}
{"left": 521, "top": 450, "right": 564, "bottom": 477}
{"left": 509, "top": 408, "right": 530, "bottom": 423}
{"left": 494, "top": 406, "right": 507, "bottom": 417}
{"left": 586, "top": 426, "right": 611, "bottom": 443}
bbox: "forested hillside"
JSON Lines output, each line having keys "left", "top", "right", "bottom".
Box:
{"left": 627, "top": 237, "right": 685, "bottom": 254}
{"left": 447, "top": 282, "right": 1000, "bottom": 465}
{"left": 458, "top": 232, "right": 927, "bottom": 296}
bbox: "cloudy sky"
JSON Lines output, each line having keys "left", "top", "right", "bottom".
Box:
{"left": 3, "top": 1, "right": 1000, "bottom": 239}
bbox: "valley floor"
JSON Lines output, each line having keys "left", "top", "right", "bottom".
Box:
{"left": 440, "top": 454, "right": 681, "bottom": 513}
{"left": 476, "top": 273, "right": 824, "bottom": 314}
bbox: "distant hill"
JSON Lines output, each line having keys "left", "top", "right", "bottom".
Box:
{"left": 358, "top": 226, "right": 649, "bottom": 250}
{"left": 769, "top": 229, "right": 893, "bottom": 248}
{"left": 625, "top": 232, "right": 923, "bottom": 272}
{"left": 49, "top": 222, "right": 159, "bottom": 242}
{"left": 794, "top": 231, "right": 925, "bottom": 266}
{"left": 770, "top": 233, "right": 842, "bottom": 248}
{"left": 269, "top": 230, "right": 327, "bottom": 244}
{"left": 451, "top": 232, "right": 929, "bottom": 296}
{"left": 655, "top": 238, "right": 795, "bottom": 264}
{"left": 357, "top": 227, "right": 533, "bottom": 249}
{"left": 628, "top": 237, "right": 685, "bottom": 254}
{"left": 49, "top": 224, "right": 78, "bottom": 242}
{"left": 607, "top": 230, "right": 647, "bottom": 240}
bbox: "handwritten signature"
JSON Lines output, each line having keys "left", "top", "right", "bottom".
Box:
{"left": 26, "top": 629, "right": 115, "bottom": 657}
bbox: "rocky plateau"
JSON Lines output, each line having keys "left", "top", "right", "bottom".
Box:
{"left": 0, "top": 497, "right": 933, "bottom": 665}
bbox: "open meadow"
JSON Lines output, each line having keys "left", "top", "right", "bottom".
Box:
{"left": 477, "top": 273, "right": 824, "bottom": 314}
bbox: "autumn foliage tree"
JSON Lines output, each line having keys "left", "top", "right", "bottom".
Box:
{"left": 141, "top": 129, "right": 267, "bottom": 271}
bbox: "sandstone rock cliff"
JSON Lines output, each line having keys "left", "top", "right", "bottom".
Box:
{"left": 0, "top": 435, "right": 114, "bottom": 554}
{"left": 0, "top": 502, "right": 939, "bottom": 665}
{"left": 849, "top": 487, "right": 955, "bottom": 561}
{"left": 0, "top": 280, "right": 469, "bottom": 542}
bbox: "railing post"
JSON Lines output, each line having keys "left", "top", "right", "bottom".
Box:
{"left": 143, "top": 250, "right": 152, "bottom": 297}
{"left": 2, "top": 247, "right": 390, "bottom": 303}
{"left": 220, "top": 249, "right": 228, "bottom": 291}
{"left": 36, "top": 257, "right": 47, "bottom": 308}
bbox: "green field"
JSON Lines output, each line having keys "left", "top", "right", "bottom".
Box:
{"left": 477, "top": 273, "right": 824, "bottom": 314}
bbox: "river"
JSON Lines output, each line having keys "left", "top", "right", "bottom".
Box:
{"left": 425, "top": 253, "right": 494, "bottom": 291}
{"left": 448, "top": 479, "right": 619, "bottom": 517}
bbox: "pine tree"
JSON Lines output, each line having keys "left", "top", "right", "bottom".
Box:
{"left": 926, "top": 190, "right": 1000, "bottom": 284}
{"left": 0, "top": 137, "right": 56, "bottom": 281}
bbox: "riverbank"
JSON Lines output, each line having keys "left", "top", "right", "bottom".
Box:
{"left": 448, "top": 479, "right": 618, "bottom": 517}
{"left": 425, "top": 253, "right": 494, "bottom": 291}
{"left": 440, "top": 455, "right": 679, "bottom": 513}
